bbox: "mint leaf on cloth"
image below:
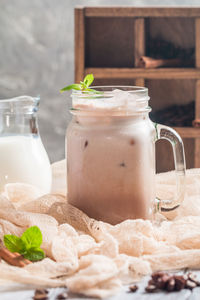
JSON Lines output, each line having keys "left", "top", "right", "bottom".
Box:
{"left": 21, "top": 226, "right": 42, "bottom": 249}
{"left": 3, "top": 226, "right": 45, "bottom": 262}
{"left": 23, "top": 248, "right": 45, "bottom": 261}
{"left": 4, "top": 235, "right": 26, "bottom": 253}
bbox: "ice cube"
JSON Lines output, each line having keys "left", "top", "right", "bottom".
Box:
{"left": 112, "top": 89, "right": 137, "bottom": 109}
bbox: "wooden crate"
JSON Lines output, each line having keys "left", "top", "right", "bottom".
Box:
{"left": 74, "top": 6, "right": 200, "bottom": 172}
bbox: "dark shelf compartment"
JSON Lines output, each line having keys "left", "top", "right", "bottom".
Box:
{"left": 145, "top": 17, "right": 195, "bottom": 68}
{"left": 150, "top": 101, "right": 195, "bottom": 127}
{"left": 85, "top": 17, "right": 135, "bottom": 68}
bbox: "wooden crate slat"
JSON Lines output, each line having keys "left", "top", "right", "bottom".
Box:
{"left": 85, "top": 68, "right": 200, "bottom": 79}
{"left": 134, "top": 18, "right": 145, "bottom": 67}
{"left": 84, "top": 7, "right": 200, "bottom": 17}
{"left": 194, "top": 79, "right": 200, "bottom": 167}
{"left": 174, "top": 127, "right": 200, "bottom": 139}
{"left": 195, "top": 80, "right": 200, "bottom": 119}
{"left": 195, "top": 18, "right": 200, "bottom": 68}
{"left": 135, "top": 78, "right": 145, "bottom": 86}
{"left": 75, "top": 8, "right": 85, "bottom": 82}
{"left": 195, "top": 139, "right": 200, "bottom": 167}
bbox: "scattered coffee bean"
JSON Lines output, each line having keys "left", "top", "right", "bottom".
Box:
{"left": 56, "top": 292, "right": 68, "bottom": 299}
{"left": 35, "top": 289, "right": 48, "bottom": 295}
{"left": 188, "top": 272, "right": 197, "bottom": 281}
{"left": 145, "top": 271, "right": 200, "bottom": 293}
{"left": 152, "top": 272, "right": 165, "bottom": 282}
{"left": 119, "top": 162, "right": 126, "bottom": 167}
{"left": 166, "top": 278, "right": 175, "bottom": 292}
{"left": 185, "top": 279, "right": 197, "bottom": 289}
{"left": 148, "top": 279, "right": 155, "bottom": 285}
{"left": 145, "top": 284, "right": 157, "bottom": 293}
{"left": 155, "top": 277, "right": 166, "bottom": 289}
{"left": 174, "top": 275, "right": 186, "bottom": 291}
{"left": 187, "top": 272, "right": 200, "bottom": 285}
{"left": 129, "top": 284, "right": 138, "bottom": 292}
{"left": 156, "top": 274, "right": 171, "bottom": 289}
{"left": 33, "top": 289, "right": 48, "bottom": 300}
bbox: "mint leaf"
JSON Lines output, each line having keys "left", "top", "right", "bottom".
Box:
{"left": 4, "top": 235, "right": 26, "bottom": 253}
{"left": 60, "top": 84, "right": 81, "bottom": 92}
{"left": 60, "top": 73, "right": 100, "bottom": 94}
{"left": 85, "top": 88, "right": 101, "bottom": 94}
{"left": 24, "top": 248, "right": 45, "bottom": 262}
{"left": 21, "top": 226, "right": 42, "bottom": 249}
{"left": 83, "top": 74, "right": 94, "bottom": 88}
{"left": 3, "top": 226, "right": 45, "bottom": 262}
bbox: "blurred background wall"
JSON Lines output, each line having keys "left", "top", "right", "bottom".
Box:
{"left": 0, "top": 0, "right": 200, "bottom": 162}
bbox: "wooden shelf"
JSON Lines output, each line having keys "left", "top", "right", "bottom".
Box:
{"left": 84, "top": 7, "right": 200, "bottom": 18}
{"left": 76, "top": 7, "right": 200, "bottom": 169}
{"left": 173, "top": 127, "right": 200, "bottom": 138}
{"left": 85, "top": 68, "right": 200, "bottom": 80}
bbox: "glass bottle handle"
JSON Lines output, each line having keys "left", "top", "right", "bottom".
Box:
{"left": 155, "top": 123, "right": 186, "bottom": 212}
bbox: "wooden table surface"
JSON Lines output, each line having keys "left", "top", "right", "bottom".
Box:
{"left": 1, "top": 272, "right": 200, "bottom": 300}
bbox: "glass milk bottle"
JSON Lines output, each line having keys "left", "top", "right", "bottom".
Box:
{"left": 66, "top": 87, "right": 186, "bottom": 224}
{"left": 0, "top": 96, "right": 52, "bottom": 193}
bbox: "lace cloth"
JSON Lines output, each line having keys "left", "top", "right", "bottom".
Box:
{"left": 0, "top": 160, "right": 200, "bottom": 298}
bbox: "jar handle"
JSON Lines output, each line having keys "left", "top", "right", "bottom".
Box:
{"left": 155, "top": 123, "right": 186, "bottom": 212}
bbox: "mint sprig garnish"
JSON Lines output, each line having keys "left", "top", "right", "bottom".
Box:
{"left": 60, "top": 74, "right": 100, "bottom": 93}
{"left": 4, "top": 226, "right": 45, "bottom": 262}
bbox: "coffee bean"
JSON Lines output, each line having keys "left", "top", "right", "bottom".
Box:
{"left": 35, "top": 289, "right": 48, "bottom": 295}
{"left": 56, "top": 292, "right": 68, "bottom": 299}
{"left": 148, "top": 279, "right": 155, "bottom": 285}
{"left": 129, "top": 284, "right": 138, "bottom": 292}
{"left": 188, "top": 272, "right": 197, "bottom": 281}
{"left": 33, "top": 289, "right": 48, "bottom": 300}
{"left": 185, "top": 279, "right": 197, "bottom": 289}
{"left": 155, "top": 277, "right": 166, "bottom": 289}
{"left": 166, "top": 278, "right": 175, "bottom": 292}
{"left": 152, "top": 272, "right": 165, "bottom": 281}
{"left": 174, "top": 275, "right": 186, "bottom": 291}
{"left": 187, "top": 272, "right": 200, "bottom": 285}
{"left": 152, "top": 273, "right": 171, "bottom": 290}
{"left": 145, "top": 284, "right": 157, "bottom": 293}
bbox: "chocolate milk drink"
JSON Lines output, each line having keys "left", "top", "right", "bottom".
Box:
{"left": 66, "top": 87, "right": 185, "bottom": 224}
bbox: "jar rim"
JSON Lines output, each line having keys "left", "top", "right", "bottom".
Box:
{"left": 71, "top": 85, "right": 150, "bottom": 115}
{"left": 72, "top": 86, "right": 149, "bottom": 99}
{"left": 0, "top": 95, "right": 40, "bottom": 104}
{"left": 0, "top": 96, "right": 40, "bottom": 114}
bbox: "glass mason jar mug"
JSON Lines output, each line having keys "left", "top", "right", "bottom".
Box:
{"left": 66, "top": 87, "right": 186, "bottom": 224}
{"left": 0, "top": 96, "right": 52, "bottom": 193}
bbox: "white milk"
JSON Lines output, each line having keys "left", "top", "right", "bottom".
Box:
{"left": 0, "top": 135, "right": 52, "bottom": 193}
